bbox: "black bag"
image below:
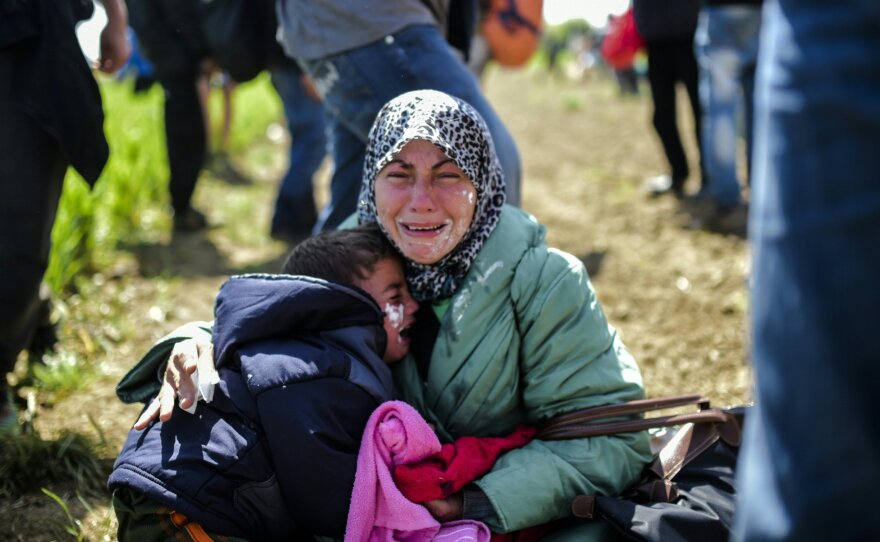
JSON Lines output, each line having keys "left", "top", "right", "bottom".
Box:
{"left": 200, "top": 0, "right": 272, "bottom": 83}
{"left": 539, "top": 395, "right": 746, "bottom": 542}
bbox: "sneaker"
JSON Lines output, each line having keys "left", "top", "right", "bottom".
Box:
{"left": 709, "top": 203, "right": 748, "bottom": 236}
{"left": 682, "top": 196, "right": 747, "bottom": 235}
{"left": 173, "top": 207, "right": 208, "bottom": 233}
{"left": 644, "top": 174, "right": 685, "bottom": 199}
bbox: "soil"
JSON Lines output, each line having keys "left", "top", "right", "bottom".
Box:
{"left": 0, "top": 67, "right": 752, "bottom": 540}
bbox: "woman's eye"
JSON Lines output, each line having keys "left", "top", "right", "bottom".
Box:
{"left": 382, "top": 171, "right": 410, "bottom": 183}
{"left": 436, "top": 171, "right": 462, "bottom": 182}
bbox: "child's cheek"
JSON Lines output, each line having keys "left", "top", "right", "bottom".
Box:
{"left": 384, "top": 303, "right": 405, "bottom": 331}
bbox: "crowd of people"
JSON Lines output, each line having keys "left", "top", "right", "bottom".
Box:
{"left": 2, "top": 0, "right": 878, "bottom": 541}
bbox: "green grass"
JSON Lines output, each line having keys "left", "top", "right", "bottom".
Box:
{"left": 44, "top": 73, "right": 282, "bottom": 295}
{"left": 0, "top": 73, "right": 284, "bottom": 540}
{"left": 0, "top": 432, "right": 109, "bottom": 499}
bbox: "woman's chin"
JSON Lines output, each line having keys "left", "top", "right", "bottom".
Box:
{"left": 401, "top": 243, "right": 451, "bottom": 265}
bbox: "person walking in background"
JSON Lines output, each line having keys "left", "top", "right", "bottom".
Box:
{"left": 734, "top": 0, "right": 880, "bottom": 540}
{"left": 632, "top": 0, "right": 705, "bottom": 199}
{"left": 268, "top": 62, "right": 328, "bottom": 244}
{"left": 600, "top": 10, "right": 644, "bottom": 97}
{"left": 0, "top": 0, "right": 130, "bottom": 431}
{"left": 126, "top": 0, "right": 212, "bottom": 233}
{"left": 275, "top": 0, "right": 522, "bottom": 233}
{"left": 695, "top": 0, "right": 762, "bottom": 227}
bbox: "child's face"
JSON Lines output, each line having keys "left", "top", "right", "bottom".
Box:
{"left": 354, "top": 257, "right": 418, "bottom": 363}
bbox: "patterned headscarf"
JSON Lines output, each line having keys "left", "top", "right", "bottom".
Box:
{"left": 357, "top": 90, "right": 507, "bottom": 302}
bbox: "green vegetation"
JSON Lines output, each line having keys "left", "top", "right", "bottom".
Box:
{"left": 44, "top": 73, "right": 281, "bottom": 295}
{"left": 1, "top": 75, "right": 284, "bottom": 535}
{"left": 0, "top": 432, "right": 108, "bottom": 499}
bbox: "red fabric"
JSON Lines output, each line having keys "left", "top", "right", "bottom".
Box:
{"left": 600, "top": 8, "right": 645, "bottom": 69}
{"left": 393, "top": 425, "right": 537, "bottom": 503}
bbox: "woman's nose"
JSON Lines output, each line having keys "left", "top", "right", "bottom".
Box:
{"left": 408, "top": 176, "right": 436, "bottom": 212}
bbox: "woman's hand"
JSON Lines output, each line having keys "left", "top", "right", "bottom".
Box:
{"left": 423, "top": 493, "right": 463, "bottom": 522}
{"left": 132, "top": 338, "right": 212, "bottom": 429}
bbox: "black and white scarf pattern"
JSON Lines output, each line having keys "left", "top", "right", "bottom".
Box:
{"left": 357, "top": 90, "right": 506, "bottom": 302}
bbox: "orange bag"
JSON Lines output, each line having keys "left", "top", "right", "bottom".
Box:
{"left": 482, "top": 0, "right": 544, "bottom": 67}
{"left": 600, "top": 8, "right": 645, "bottom": 70}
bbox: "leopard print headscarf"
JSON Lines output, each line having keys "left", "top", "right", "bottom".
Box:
{"left": 357, "top": 90, "right": 506, "bottom": 302}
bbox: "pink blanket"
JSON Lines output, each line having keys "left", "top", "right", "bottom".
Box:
{"left": 345, "top": 401, "right": 491, "bottom": 542}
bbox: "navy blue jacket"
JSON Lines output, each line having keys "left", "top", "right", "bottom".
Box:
{"left": 109, "top": 275, "right": 395, "bottom": 540}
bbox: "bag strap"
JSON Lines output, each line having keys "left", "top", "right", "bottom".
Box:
{"left": 535, "top": 395, "right": 744, "bottom": 519}
{"left": 536, "top": 393, "right": 716, "bottom": 440}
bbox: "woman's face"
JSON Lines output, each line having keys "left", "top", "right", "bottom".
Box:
{"left": 374, "top": 139, "right": 477, "bottom": 265}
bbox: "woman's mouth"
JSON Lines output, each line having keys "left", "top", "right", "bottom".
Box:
{"left": 401, "top": 222, "right": 448, "bottom": 237}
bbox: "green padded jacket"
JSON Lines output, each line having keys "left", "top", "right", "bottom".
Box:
{"left": 390, "top": 205, "right": 652, "bottom": 535}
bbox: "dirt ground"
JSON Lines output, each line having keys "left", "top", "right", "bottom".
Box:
{"left": 1, "top": 67, "right": 752, "bottom": 540}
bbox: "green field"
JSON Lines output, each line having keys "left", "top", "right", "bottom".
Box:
{"left": 46, "top": 73, "right": 282, "bottom": 294}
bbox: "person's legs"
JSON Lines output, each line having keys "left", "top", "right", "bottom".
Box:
{"left": 302, "top": 23, "right": 521, "bottom": 225}
{"left": 735, "top": 1, "right": 880, "bottom": 540}
{"left": 0, "top": 101, "right": 68, "bottom": 426}
{"left": 128, "top": 0, "right": 207, "bottom": 230}
{"left": 312, "top": 115, "right": 367, "bottom": 233}
{"left": 646, "top": 40, "right": 689, "bottom": 192}
{"left": 675, "top": 37, "right": 704, "bottom": 192}
{"left": 269, "top": 65, "right": 327, "bottom": 240}
{"left": 161, "top": 70, "right": 207, "bottom": 229}
{"left": 739, "top": 9, "right": 761, "bottom": 187}
{"left": 696, "top": 6, "right": 761, "bottom": 208}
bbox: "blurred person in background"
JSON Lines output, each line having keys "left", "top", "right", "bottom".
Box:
{"left": 275, "top": 0, "right": 522, "bottom": 233}
{"left": 734, "top": 0, "right": 880, "bottom": 540}
{"left": 0, "top": 0, "right": 130, "bottom": 431}
{"left": 127, "top": 0, "right": 212, "bottom": 232}
{"left": 695, "top": 0, "right": 762, "bottom": 228}
{"left": 632, "top": 0, "right": 705, "bottom": 199}
{"left": 268, "top": 62, "right": 328, "bottom": 244}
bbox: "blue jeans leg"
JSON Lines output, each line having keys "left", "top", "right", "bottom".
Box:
{"left": 313, "top": 114, "right": 366, "bottom": 234}
{"left": 303, "top": 23, "right": 521, "bottom": 232}
{"left": 696, "top": 5, "right": 761, "bottom": 208}
{"left": 735, "top": 1, "right": 880, "bottom": 540}
{"left": 270, "top": 65, "right": 328, "bottom": 237}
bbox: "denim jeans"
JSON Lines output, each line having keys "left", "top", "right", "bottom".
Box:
{"left": 301, "top": 24, "right": 521, "bottom": 232}
{"left": 695, "top": 5, "right": 761, "bottom": 208}
{"left": 269, "top": 65, "right": 328, "bottom": 237}
{"left": 734, "top": 0, "right": 880, "bottom": 540}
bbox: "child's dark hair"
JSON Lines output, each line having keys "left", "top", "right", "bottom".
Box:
{"left": 281, "top": 224, "right": 400, "bottom": 286}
